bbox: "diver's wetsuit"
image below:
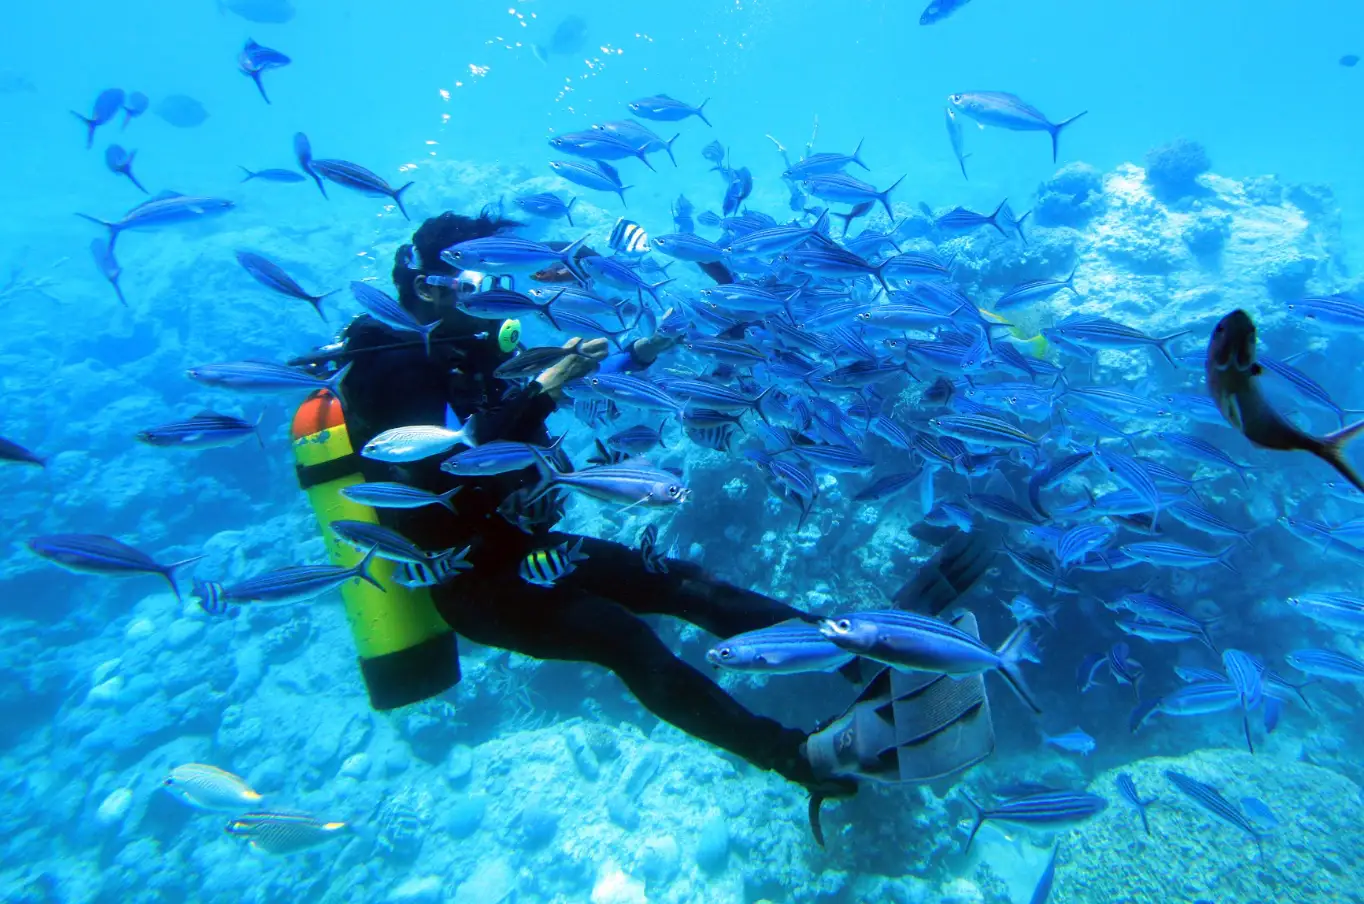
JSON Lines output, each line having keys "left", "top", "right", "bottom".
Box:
{"left": 337, "top": 310, "right": 826, "bottom": 787}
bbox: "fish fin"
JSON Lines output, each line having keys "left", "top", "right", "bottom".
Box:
{"left": 986, "top": 198, "right": 1009, "bottom": 236}
{"left": 559, "top": 236, "right": 591, "bottom": 285}
{"left": 353, "top": 545, "right": 385, "bottom": 592}
{"left": 1155, "top": 329, "right": 1192, "bottom": 367}
{"left": 1129, "top": 697, "right": 1161, "bottom": 733}
{"left": 324, "top": 360, "right": 353, "bottom": 399}
{"left": 878, "top": 175, "right": 905, "bottom": 219}
{"left": 995, "top": 623, "right": 1042, "bottom": 714}
{"left": 525, "top": 446, "right": 561, "bottom": 505}
{"left": 851, "top": 137, "right": 868, "bottom": 171}
{"left": 161, "top": 554, "right": 208, "bottom": 602}
{"left": 695, "top": 98, "right": 712, "bottom": 127}
{"left": 392, "top": 182, "right": 415, "bottom": 220}
{"left": 444, "top": 406, "right": 478, "bottom": 448}
{"left": 1048, "top": 111, "right": 1088, "bottom": 162}
{"left": 437, "top": 485, "right": 463, "bottom": 514}
{"left": 961, "top": 791, "right": 986, "bottom": 853}
{"left": 1319, "top": 419, "right": 1364, "bottom": 492}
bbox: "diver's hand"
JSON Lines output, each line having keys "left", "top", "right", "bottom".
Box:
{"left": 630, "top": 311, "right": 680, "bottom": 365}
{"left": 536, "top": 337, "right": 608, "bottom": 399}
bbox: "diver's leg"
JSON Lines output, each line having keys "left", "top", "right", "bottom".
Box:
{"left": 434, "top": 571, "right": 818, "bottom": 785}
{"left": 890, "top": 528, "right": 996, "bottom": 614}
{"left": 563, "top": 536, "right": 816, "bottom": 635}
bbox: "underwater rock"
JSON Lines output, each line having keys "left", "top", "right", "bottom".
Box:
{"left": 454, "top": 856, "right": 515, "bottom": 904}
{"left": 215, "top": 703, "right": 263, "bottom": 751}
{"left": 447, "top": 743, "right": 474, "bottom": 783}
{"left": 303, "top": 709, "right": 372, "bottom": 771}
{"left": 388, "top": 875, "right": 444, "bottom": 903}
{"left": 606, "top": 790, "right": 641, "bottom": 830}
{"left": 399, "top": 698, "right": 463, "bottom": 763}
{"left": 694, "top": 810, "right": 731, "bottom": 873}
{"left": 375, "top": 793, "right": 426, "bottom": 860}
{"left": 1264, "top": 254, "right": 1315, "bottom": 301}
{"left": 1144, "top": 138, "right": 1212, "bottom": 201}
{"left": 590, "top": 866, "right": 648, "bottom": 904}
{"left": 638, "top": 834, "right": 681, "bottom": 888}
{"left": 1182, "top": 211, "right": 1232, "bottom": 260}
{"left": 512, "top": 795, "right": 562, "bottom": 849}
{"left": 1050, "top": 749, "right": 1364, "bottom": 903}
{"left": 390, "top": 878, "right": 441, "bottom": 904}
{"left": 622, "top": 744, "right": 663, "bottom": 799}
{"left": 579, "top": 720, "right": 622, "bottom": 762}
{"left": 162, "top": 617, "right": 203, "bottom": 650}
{"left": 339, "top": 752, "right": 371, "bottom": 779}
{"left": 564, "top": 723, "right": 601, "bottom": 780}
{"left": 445, "top": 795, "right": 486, "bottom": 839}
{"left": 259, "top": 615, "right": 311, "bottom": 664}
{"left": 1035, "top": 162, "right": 1106, "bottom": 228}
{"left": 94, "top": 787, "right": 133, "bottom": 827}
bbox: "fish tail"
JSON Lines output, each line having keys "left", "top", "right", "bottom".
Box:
{"left": 616, "top": 184, "right": 632, "bottom": 207}
{"left": 663, "top": 134, "right": 680, "bottom": 168}
{"left": 1064, "top": 265, "right": 1080, "bottom": 295}
{"left": 251, "top": 72, "right": 270, "bottom": 105}
{"left": 72, "top": 111, "right": 97, "bottom": 150}
{"left": 1129, "top": 697, "right": 1162, "bottom": 733}
{"left": 324, "top": 360, "right": 353, "bottom": 399}
{"left": 1138, "top": 806, "right": 1151, "bottom": 836}
{"left": 995, "top": 623, "right": 1042, "bottom": 714}
{"left": 76, "top": 213, "right": 118, "bottom": 250}
{"left": 961, "top": 792, "right": 987, "bottom": 853}
{"left": 437, "top": 486, "right": 462, "bottom": 514}
{"left": 392, "top": 182, "right": 415, "bottom": 221}
{"left": 958, "top": 154, "right": 969, "bottom": 181}
{"left": 419, "top": 320, "right": 440, "bottom": 357}
{"left": 878, "top": 174, "right": 905, "bottom": 219}
{"left": 1048, "top": 111, "right": 1088, "bottom": 162}
{"left": 560, "top": 235, "right": 591, "bottom": 285}
{"left": 162, "top": 554, "right": 208, "bottom": 602}
{"left": 238, "top": 166, "right": 258, "bottom": 182}
{"left": 1155, "top": 329, "right": 1192, "bottom": 367}
{"left": 987, "top": 198, "right": 1009, "bottom": 236}
{"left": 696, "top": 98, "right": 712, "bottom": 127}
{"left": 525, "top": 446, "right": 562, "bottom": 505}
{"left": 565, "top": 196, "right": 576, "bottom": 227}
{"left": 851, "top": 137, "right": 868, "bottom": 171}
{"left": 352, "top": 545, "right": 385, "bottom": 592}
{"left": 1216, "top": 545, "right": 1240, "bottom": 574}
{"left": 1241, "top": 711, "right": 1255, "bottom": 754}
{"left": 444, "top": 406, "right": 478, "bottom": 449}
{"left": 1319, "top": 419, "right": 1364, "bottom": 493}
{"left": 657, "top": 419, "right": 670, "bottom": 449}
{"left": 543, "top": 289, "right": 565, "bottom": 330}
{"left": 751, "top": 385, "right": 774, "bottom": 427}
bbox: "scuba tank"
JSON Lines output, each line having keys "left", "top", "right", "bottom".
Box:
{"left": 291, "top": 389, "right": 460, "bottom": 711}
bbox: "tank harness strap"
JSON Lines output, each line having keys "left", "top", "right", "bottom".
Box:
{"left": 296, "top": 453, "right": 364, "bottom": 491}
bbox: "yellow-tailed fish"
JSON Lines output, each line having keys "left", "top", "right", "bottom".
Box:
{"left": 162, "top": 763, "right": 262, "bottom": 812}
{"left": 225, "top": 811, "right": 350, "bottom": 855}
{"left": 981, "top": 308, "right": 1049, "bottom": 358}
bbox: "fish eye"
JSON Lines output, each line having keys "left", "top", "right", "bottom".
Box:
{"left": 837, "top": 618, "right": 851, "bottom": 630}
{"left": 719, "top": 648, "right": 732, "bottom": 659}
{"left": 668, "top": 485, "right": 681, "bottom": 497}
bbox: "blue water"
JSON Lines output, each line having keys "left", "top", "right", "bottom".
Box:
{"left": 4, "top": 1, "right": 1364, "bottom": 902}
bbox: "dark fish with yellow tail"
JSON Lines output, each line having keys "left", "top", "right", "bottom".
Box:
{"left": 1206, "top": 308, "right": 1364, "bottom": 491}
{"left": 225, "top": 811, "right": 350, "bottom": 854}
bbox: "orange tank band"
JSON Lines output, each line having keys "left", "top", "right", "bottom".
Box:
{"left": 291, "top": 390, "right": 345, "bottom": 440}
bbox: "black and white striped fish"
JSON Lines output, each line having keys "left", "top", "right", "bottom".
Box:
{"left": 392, "top": 547, "right": 474, "bottom": 588}
{"left": 193, "top": 580, "right": 240, "bottom": 618}
{"left": 518, "top": 539, "right": 589, "bottom": 587}
{"left": 639, "top": 524, "right": 669, "bottom": 574}
{"left": 608, "top": 218, "right": 650, "bottom": 257}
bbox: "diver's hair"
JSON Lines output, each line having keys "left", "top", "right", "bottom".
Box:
{"left": 392, "top": 206, "right": 523, "bottom": 307}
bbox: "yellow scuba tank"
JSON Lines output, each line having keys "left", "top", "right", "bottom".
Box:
{"left": 291, "top": 389, "right": 460, "bottom": 711}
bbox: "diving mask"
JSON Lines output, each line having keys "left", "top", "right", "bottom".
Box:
{"left": 424, "top": 270, "right": 516, "bottom": 299}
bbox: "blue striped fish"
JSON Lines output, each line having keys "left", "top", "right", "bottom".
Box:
{"left": 1164, "top": 770, "right": 1265, "bottom": 859}
{"left": 961, "top": 789, "right": 1107, "bottom": 851}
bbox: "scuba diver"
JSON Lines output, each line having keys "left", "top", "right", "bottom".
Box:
{"left": 291, "top": 208, "right": 995, "bottom": 801}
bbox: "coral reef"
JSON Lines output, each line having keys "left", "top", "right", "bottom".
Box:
{"left": 1144, "top": 138, "right": 1212, "bottom": 202}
